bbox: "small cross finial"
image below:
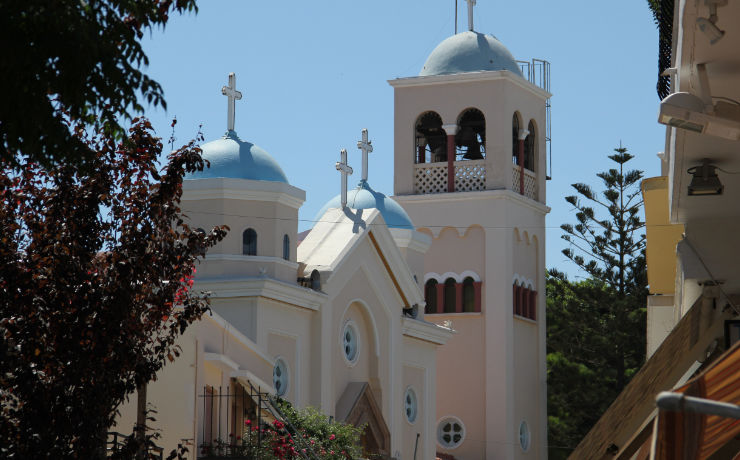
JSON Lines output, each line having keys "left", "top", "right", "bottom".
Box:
{"left": 465, "top": 0, "right": 476, "bottom": 31}
{"left": 335, "top": 149, "right": 354, "bottom": 208}
{"left": 221, "top": 72, "right": 243, "bottom": 132}
{"left": 356, "top": 128, "right": 373, "bottom": 182}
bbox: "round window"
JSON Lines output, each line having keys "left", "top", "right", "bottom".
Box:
{"left": 404, "top": 387, "right": 418, "bottom": 423}
{"left": 519, "top": 420, "right": 530, "bottom": 452}
{"left": 272, "top": 357, "right": 289, "bottom": 397}
{"left": 342, "top": 321, "right": 359, "bottom": 363}
{"left": 437, "top": 416, "right": 465, "bottom": 449}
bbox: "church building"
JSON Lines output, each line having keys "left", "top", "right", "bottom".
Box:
{"left": 115, "top": 4, "right": 550, "bottom": 460}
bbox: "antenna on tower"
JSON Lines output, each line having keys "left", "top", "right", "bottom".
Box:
{"left": 455, "top": 0, "right": 458, "bottom": 35}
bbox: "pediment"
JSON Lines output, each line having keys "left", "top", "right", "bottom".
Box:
{"left": 336, "top": 382, "right": 391, "bottom": 458}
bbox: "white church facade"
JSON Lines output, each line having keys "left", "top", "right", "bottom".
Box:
{"left": 116, "top": 6, "right": 550, "bottom": 460}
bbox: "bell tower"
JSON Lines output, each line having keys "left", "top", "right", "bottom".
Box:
{"left": 389, "top": 24, "right": 551, "bottom": 460}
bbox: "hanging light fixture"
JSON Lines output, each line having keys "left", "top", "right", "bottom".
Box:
{"left": 696, "top": 0, "right": 726, "bottom": 45}
{"left": 687, "top": 159, "right": 724, "bottom": 196}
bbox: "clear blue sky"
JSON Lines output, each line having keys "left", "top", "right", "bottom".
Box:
{"left": 141, "top": 0, "right": 664, "bottom": 278}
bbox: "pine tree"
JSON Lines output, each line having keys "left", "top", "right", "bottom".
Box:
{"left": 547, "top": 146, "right": 648, "bottom": 458}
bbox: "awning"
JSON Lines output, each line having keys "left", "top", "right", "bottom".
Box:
{"left": 653, "top": 340, "right": 740, "bottom": 459}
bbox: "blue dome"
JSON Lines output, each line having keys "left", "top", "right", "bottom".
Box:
{"left": 316, "top": 181, "right": 414, "bottom": 229}
{"left": 187, "top": 130, "right": 288, "bottom": 183}
{"left": 420, "top": 31, "right": 523, "bottom": 77}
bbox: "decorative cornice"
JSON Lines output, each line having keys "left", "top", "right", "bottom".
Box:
{"left": 388, "top": 70, "right": 551, "bottom": 99}
{"left": 183, "top": 177, "right": 305, "bottom": 209}
{"left": 195, "top": 277, "right": 327, "bottom": 311}
{"left": 201, "top": 311, "right": 275, "bottom": 365}
{"left": 394, "top": 189, "right": 551, "bottom": 215}
{"left": 401, "top": 317, "right": 453, "bottom": 345}
{"left": 204, "top": 254, "right": 300, "bottom": 270}
{"left": 204, "top": 352, "right": 240, "bottom": 372}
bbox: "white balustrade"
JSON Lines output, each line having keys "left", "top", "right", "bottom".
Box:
{"left": 454, "top": 159, "right": 486, "bottom": 192}
{"left": 511, "top": 167, "right": 537, "bottom": 200}
{"left": 414, "top": 162, "right": 448, "bottom": 194}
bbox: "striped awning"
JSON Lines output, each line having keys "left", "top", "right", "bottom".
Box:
{"left": 653, "top": 340, "right": 740, "bottom": 459}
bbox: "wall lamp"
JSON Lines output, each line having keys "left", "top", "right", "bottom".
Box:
{"left": 696, "top": 0, "right": 727, "bottom": 45}
{"left": 687, "top": 159, "right": 723, "bottom": 196}
{"left": 659, "top": 92, "right": 740, "bottom": 140}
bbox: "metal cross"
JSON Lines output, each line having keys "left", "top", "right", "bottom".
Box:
{"left": 356, "top": 128, "right": 373, "bottom": 182}
{"left": 221, "top": 72, "right": 243, "bottom": 132}
{"left": 466, "top": 0, "right": 476, "bottom": 31}
{"left": 335, "top": 149, "right": 354, "bottom": 208}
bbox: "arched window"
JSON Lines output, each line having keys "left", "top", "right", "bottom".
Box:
{"left": 415, "top": 112, "right": 446, "bottom": 163}
{"left": 513, "top": 282, "right": 520, "bottom": 315}
{"left": 242, "top": 228, "right": 257, "bottom": 256}
{"left": 462, "top": 277, "right": 475, "bottom": 313}
{"left": 444, "top": 278, "right": 457, "bottom": 313}
{"left": 425, "top": 279, "right": 438, "bottom": 314}
{"left": 282, "top": 234, "right": 290, "bottom": 261}
{"left": 456, "top": 108, "right": 485, "bottom": 160}
{"left": 512, "top": 113, "right": 521, "bottom": 165}
{"left": 524, "top": 120, "right": 536, "bottom": 171}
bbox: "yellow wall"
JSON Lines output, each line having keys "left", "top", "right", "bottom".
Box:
{"left": 642, "top": 176, "right": 684, "bottom": 295}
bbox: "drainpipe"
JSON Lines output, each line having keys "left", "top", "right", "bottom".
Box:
{"left": 443, "top": 124, "right": 458, "bottom": 193}
{"left": 517, "top": 129, "right": 529, "bottom": 195}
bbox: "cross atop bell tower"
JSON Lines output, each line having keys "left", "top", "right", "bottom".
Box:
{"left": 221, "top": 72, "right": 243, "bottom": 132}
{"left": 356, "top": 128, "right": 373, "bottom": 182}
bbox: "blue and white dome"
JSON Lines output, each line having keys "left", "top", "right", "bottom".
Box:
{"left": 187, "top": 130, "right": 288, "bottom": 183}
{"left": 420, "top": 31, "right": 522, "bottom": 77}
{"left": 316, "top": 180, "right": 414, "bottom": 229}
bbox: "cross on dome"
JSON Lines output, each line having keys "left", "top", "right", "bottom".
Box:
{"left": 335, "top": 149, "right": 353, "bottom": 208}
{"left": 221, "top": 72, "right": 243, "bottom": 132}
{"left": 356, "top": 128, "right": 373, "bottom": 182}
{"left": 466, "top": 0, "right": 476, "bottom": 31}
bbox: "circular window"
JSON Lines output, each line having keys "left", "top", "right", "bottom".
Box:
{"left": 272, "top": 357, "right": 289, "bottom": 397}
{"left": 437, "top": 416, "right": 465, "bottom": 449}
{"left": 404, "top": 387, "right": 418, "bottom": 423}
{"left": 519, "top": 421, "right": 530, "bottom": 452}
{"left": 342, "top": 321, "right": 359, "bottom": 364}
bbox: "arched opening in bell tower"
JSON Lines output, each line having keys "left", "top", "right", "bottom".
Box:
{"left": 524, "top": 120, "right": 536, "bottom": 172}
{"left": 414, "top": 111, "right": 446, "bottom": 164}
{"left": 455, "top": 108, "right": 485, "bottom": 160}
{"left": 512, "top": 112, "right": 522, "bottom": 166}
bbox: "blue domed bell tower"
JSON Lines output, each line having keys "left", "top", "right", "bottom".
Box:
{"left": 389, "top": 3, "right": 552, "bottom": 459}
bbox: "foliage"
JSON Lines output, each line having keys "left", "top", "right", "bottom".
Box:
{"left": 548, "top": 147, "right": 648, "bottom": 459}
{"left": 0, "top": 0, "right": 197, "bottom": 169}
{"left": 200, "top": 400, "right": 364, "bottom": 460}
{"left": 0, "top": 117, "right": 227, "bottom": 458}
{"left": 546, "top": 272, "right": 646, "bottom": 459}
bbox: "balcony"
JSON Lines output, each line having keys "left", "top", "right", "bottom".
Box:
{"left": 413, "top": 160, "right": 538, "bottom": 201}
{"left": 512, "top": 167, "right": 537, "bottom": 201}
{"left": 414, "top": 159, "right": 486, "bottom": 194}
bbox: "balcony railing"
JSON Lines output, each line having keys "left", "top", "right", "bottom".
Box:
{"left": 512, "top": 167, "right": 537, "bottom": 200}
{"left": 414, "top": 160, "right": 538, "bottom": 200}
{"left": 414, "top": 160, "right": 486, "bottom": 194}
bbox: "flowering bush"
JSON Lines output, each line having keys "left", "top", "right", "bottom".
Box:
{"left": 200, "top": 400, "right": 363, "bottom": 459}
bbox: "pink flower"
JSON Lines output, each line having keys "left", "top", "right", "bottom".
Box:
{"left": 329, "top": 434, "right": 336, "bottom": 440}
{"left": 245, "top": 419, "right": 251, "bottom": 425}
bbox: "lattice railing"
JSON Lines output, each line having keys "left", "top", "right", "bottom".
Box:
{"left": 414, "top": 162, "right": 447, "bottom": 194}
{"left": 454, "top": 160, "right": 486, "bottom": 192}
{"left": 512, "top": 167, "right": 538, "bottom": 201}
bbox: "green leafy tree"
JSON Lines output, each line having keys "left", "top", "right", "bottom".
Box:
{"left": 0, "top": 118, "right": 227, "bottom": 458}
{"left": 548, "top": 147, "right": 648, "bottom": 459}
{"left": 0, "top": 0, "right": 197, "bottom": 169}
